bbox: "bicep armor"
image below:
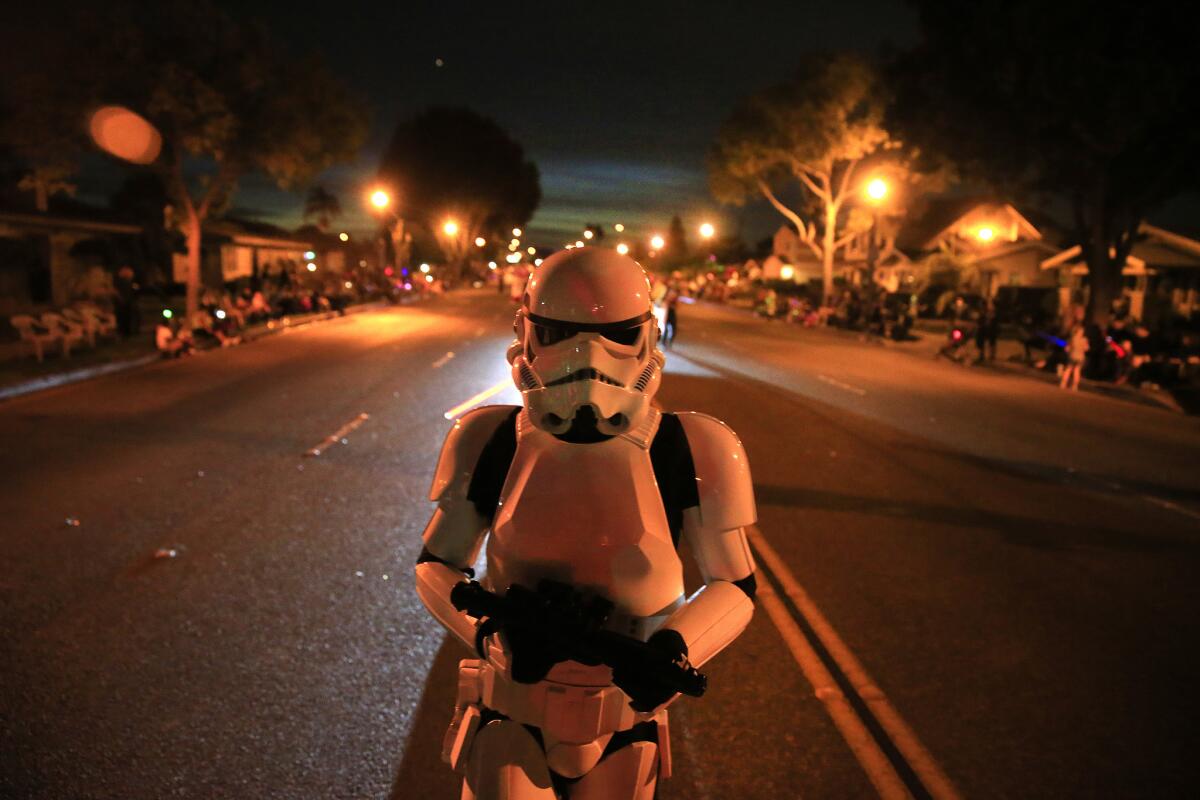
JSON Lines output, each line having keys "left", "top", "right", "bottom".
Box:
{"left": 415, "top": 405, "right": 518, "bottom": 650}
{"left": 661, "top": 412, "right": 757, "bottom": 669}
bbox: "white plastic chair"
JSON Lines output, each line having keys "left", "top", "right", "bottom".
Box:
{"left": 9, "top": 314, "right": 60, "bottom": 362}
{"left": 77, "top": 303, "right": 118, "bottom": 336}
{"left": 40, "top": 312, "right": 86, "bottom": 356}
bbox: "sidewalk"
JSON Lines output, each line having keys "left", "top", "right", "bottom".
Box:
{"left": 881, "top": 327, "right": 1187, "bottom": 414}
{"left": 0, "top": 300, "right": 391, "bottom": 402}
{"left": 693, "top": 299, "right": 1188, "bottom": 415}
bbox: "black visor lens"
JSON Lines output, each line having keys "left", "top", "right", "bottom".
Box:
{"left": 601, "top": 325, "right": 642, "bottom": 346}
{"left": 534, "top": 323, "right": 576, "bottom": 347}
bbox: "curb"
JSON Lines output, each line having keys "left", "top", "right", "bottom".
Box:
{"left": 0, "top": 300, "right": 394, "bottom": 403}
{"left": 690, "top": 299, "right": 1188, "bottom": 415}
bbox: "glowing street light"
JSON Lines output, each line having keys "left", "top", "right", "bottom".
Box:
{"left": 534, "top": 258, "right": 543, "bottom": 266}
{"left": 370, "top": 189, "right": 390, "bottom": 209}
{"left": 306, "top": 262, "right": 317, "bottom": 272}
{"left": 699, "top": 222, "right": 715, "bottom": 239}
{"left": 866, "top": 178, "right": 888, "bottom": 203}
{"left": 575, "top": 240, "right": 585, "bottom": 248}
{"left": 650, "top": 234, "right": 665, "bottom": 251}
{"left": 527, "top": 246, "right": 536, "bottom": 255}
{"left": 442, "top": 219, "right": 459, "bottom": 236}
{"left": 614, "top": 223, "right": 625, "bottom": 233}
{"left": 338, "top": 232, "right": 350, "bottom": 242}
{"left": 512, "top": 228, "right": 523, "bottom": 237}
{"left": 475, "top": 236, "right": 487, "bottom": 247}
{"left": 977, "top": 226, "right": 995, "bottom": 242}
{"left": 616, "top": 243, "right": 629, "bottom": 255}
{"left": 419, "top": 263, "right": 431, "bottom": 274}
{"left": 488, "top": 261, "right": 498, "bottom": 269}
{"left": 506, "top": 252, "right": 522, "bottom": 264}
{"left": 304, "top": 250, "right": 316, "bottom": 261}
{"left": 583, "top": 229, "right": 594, "bottom": 240}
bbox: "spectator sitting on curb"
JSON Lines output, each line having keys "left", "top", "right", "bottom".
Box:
{"left": 155, "top": 317, "right": 192, "bottom": 358}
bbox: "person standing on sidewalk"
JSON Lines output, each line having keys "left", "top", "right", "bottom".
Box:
{"left": 113, "top": 266, "right": 140, "bottom": 337}
{"left": 975, "top": 301, "right": 999, "bottom": 363}
{"left": 1060, "top": 324, "right": 1089, "bottom": 391}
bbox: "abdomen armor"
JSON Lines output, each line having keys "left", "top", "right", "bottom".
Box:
{"left": 488, "top": 429, "right": 683, "bottom": 620}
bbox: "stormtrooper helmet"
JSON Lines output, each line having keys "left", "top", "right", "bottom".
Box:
{"left": 507, "top": 247, "right": 665, "bottom": 439}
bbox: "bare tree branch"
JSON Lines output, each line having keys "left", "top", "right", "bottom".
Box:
{"left": 757, "top": 179, "right": 824, "bottom": 258}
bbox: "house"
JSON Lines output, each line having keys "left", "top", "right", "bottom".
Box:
{"left": 0, "top": 207, "right": 143, "bottom": 312}
{"left": 765, "top": 196, "right": 1060, "bottom": 295}
{"left": 891, "top": 197, "right": 1059, "bottom": 296}
{"left": 173, "top": 218, "right": 318, "bottom": 287}
{"left": 767, "top": 226, "right": 836, "bottom": 285}
{"left": 1039, "top": 223, "right": 1200, "bottom": 323}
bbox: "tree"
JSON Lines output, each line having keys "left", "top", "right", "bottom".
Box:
{"left": 665, "top": 215, "right": 689, "bottom": 267}
{"left": 708, "top": 54, "right": 894, "bottom": 304}
{"left": 0, "top": 6, "right": 92, "bottom": 211}
{"left": 378, "top": 107, "right": 540, "bottom": 276}
{"left": 303, "top": 186, "right": 343, "bottom": 232}
{"left": 888, "top": 0, "right": 1200, "bottom": 326}
{"left": 86, "top": 2, "right": 367, "bottom": 320}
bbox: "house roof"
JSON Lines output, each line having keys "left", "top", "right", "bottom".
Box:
{"left": 1039, "top": 223, "right": 1200, "bottom": 274}
{"left": 895, "top": 194, "right": 993, "bottom": 252}
{"left": 0, "top": 210, "right": 141, "bottom": 236}
{"left": 206, "top": 218, "right": 314, "bottom": 250}
{"left": 893, "top": 194, "right": 1060, "bottom": 255}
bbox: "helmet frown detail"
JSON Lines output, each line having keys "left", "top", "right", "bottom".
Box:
{"left": 508, "top": 248, "right": 663, "bottom": 438}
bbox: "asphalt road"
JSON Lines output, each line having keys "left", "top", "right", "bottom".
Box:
{"left": 2, "top": 290, "right": 1198, "bottom": 799}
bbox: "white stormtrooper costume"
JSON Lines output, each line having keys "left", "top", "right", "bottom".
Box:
{"left": 415, "top": 248, "right": 757, "bottom": 799}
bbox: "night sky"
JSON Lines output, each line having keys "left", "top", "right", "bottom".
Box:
{"left": 182, "top": 1, "right": 921, "bottom": 248}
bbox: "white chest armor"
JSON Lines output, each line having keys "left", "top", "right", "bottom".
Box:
{"left": 486, "top": 410, "right": 684, "bottom": 620}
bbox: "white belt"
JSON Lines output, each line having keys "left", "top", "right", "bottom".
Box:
{"left": 460, "top": 656, "right": 646, "bottom": 744}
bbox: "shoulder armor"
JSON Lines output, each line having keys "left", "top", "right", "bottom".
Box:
{"left": 429, "top": 405, "right": 520, "bottom": 502}
{"left": 677, "top": 412, "right": 756, "bottom": 531}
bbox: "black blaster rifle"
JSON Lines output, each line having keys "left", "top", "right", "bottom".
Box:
{"left": 450, "top": 578, "right": 707, "bottom": 699}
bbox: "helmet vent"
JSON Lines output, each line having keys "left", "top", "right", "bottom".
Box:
{"left": 634, "top": 361, "right": 657, "bottom": 392}
{"left": 519, "top": 363, "right": 540, "bottom": 390}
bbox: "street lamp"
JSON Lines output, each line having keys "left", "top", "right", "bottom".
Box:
{"left": 866, "top": 178, "right": 888, "bottom": 202}
{"left": 977, "top": 226, "right": 995, "bottom": 243}
{"left": 616, "top": 243, "right": 629, "bottom": 255}
{"left": 475, "top": 236, "right": 486, "bottom": 247}
{"left": 339, "top": 232, "right": 350, "bottom": 242}
{"left": 512, "top": 227, "right": 522, "bottom": 237}
{"left": 699, "top": 222, "right": 715, "bottom": 239}
{"left": 650, "top": 234, "right": 665, "bottom": 251}
{"left": 370, "top": 189, "right": 390, "bottom": 210}
{"left": 443, "top": 219, "right": 459, "bottom": 236}
{"left": 614, "top": 223, "right": 625, "bottom": 233}
{"left": 583, "top": 229, "right": 594, "bottom": 240}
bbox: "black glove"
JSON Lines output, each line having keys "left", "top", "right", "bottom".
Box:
{"left": 611, "top": 629, "right": 689, "bottom": 712}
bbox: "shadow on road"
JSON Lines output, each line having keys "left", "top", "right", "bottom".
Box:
{"left": 389, "top": 635, "right": 471, "bottom": 800}
{"left": 902, "top": 441, "right": 1200, "bottom": 507}
{"left": 754, "top": 482, "right": 1195, "bottom": 553}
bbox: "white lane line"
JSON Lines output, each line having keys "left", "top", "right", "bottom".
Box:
{"left": 749, "top": 527, "right": 961, "bottom": 800}
{"left": 818, "top": 374, "right": 868, "bottom": 396}
{"left": 443, "top": 379, "right": 511, "bottom": 420}
{"left": 432, "top": 351, "right": 456, "bottom": 368}
{"left": 303, "top": 412, "right": 370, "bottom": 457}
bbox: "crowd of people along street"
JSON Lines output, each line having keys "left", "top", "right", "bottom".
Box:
{"left": 638, "top": 261, "right": 1200, "bottom": 401}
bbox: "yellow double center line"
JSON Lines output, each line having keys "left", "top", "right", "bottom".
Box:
{"left": 748, "top": 526, "right": 960, "bottom": 800}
